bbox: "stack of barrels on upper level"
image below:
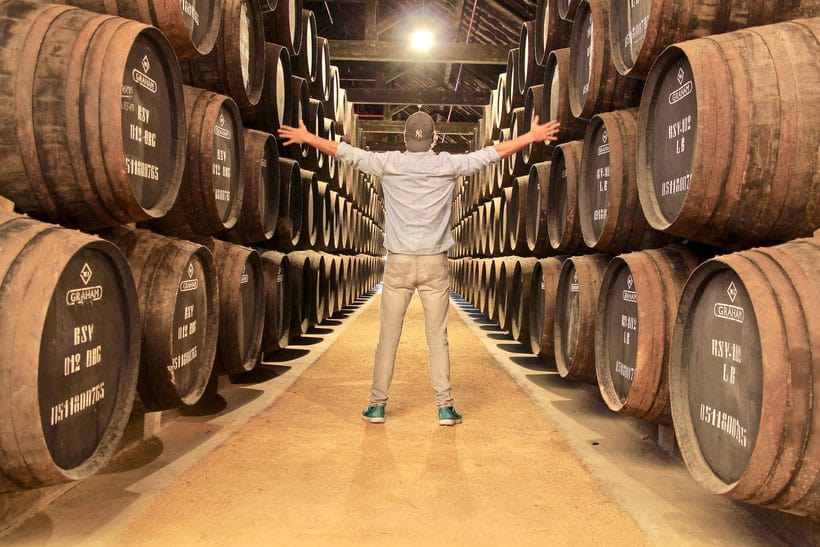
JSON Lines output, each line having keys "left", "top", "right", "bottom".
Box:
{"left": 0, "top": 0, "right": 384, "bottom": 491}
{"left": 449, "top": 0, "right": 820, "bottom": 518}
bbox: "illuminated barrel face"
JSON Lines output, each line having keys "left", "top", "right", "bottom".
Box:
{"left": 587, "top": 121, "right": 610, "bottom": 243}
{"left": 648, "top": 55, "right": 698, "bottom": 226}
{"left": 38, "top": 249, "right": 130, "bottom": 470}
{"left": 603, "top": 262, "right": 639, "bottom": 405}
{"left": 682, "top": 271, "right": 762, "bottom": 484}
{"left": 211, "top": 105, "right": 242, "bottom": 223}
{"left": 121, "top": 35, "right": 177, "bottom": 211}
{"left": 170, "top": 255, "right": 210, "bottom": 399}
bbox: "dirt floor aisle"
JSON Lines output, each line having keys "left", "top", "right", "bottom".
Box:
{"left": 110, "top": 292, "right": 646, "bottom": 546}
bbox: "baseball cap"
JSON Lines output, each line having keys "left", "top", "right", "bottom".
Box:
{"left": 404, "top": 111, "right": 435, "bottom": 152}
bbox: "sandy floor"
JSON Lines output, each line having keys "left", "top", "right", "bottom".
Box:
{"left": 112, "top": 293, "right": 647, "bottom": 546}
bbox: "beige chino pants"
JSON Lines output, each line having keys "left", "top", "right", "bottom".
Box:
{"left": 369, "top": 252, "right": 453, "bottom": 408}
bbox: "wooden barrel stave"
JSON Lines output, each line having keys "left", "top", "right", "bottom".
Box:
{"left": 259, "top": 250, "right": 291, "bottom": 352}
{"left": 221, "top": 128, "right": 280, "bottom": 244}
{"left": 568, "top": 0, "right": 643, "bottom": 120}
{"left": 0, "top": 3, "right": 186, "bottom": 230}
{"left": 535, "top": 0, "right": 573, "bottom": 65}
{"left": 529, "top": 256, "right": 568, "bottom": 358}
{"left": 579, "top": 108, "right": 670, "bottom": 253}
{"left": 595, "top": 245, "right": 700, "bottom": 423}
{"left": 54, "top": 0, "right": 223, "bottom": 58}
{"left": 671, "top": 237, "right": 820, "bottom": 516}
{"left": 0, "top": 212, "right": 139, "bottom": 487}
{"left": 263, "top": 0, "right": 302, "bottom": 55}
{"left": 510, "top": 257, "right": 538, "bottom": 343}
{"left": 143, "top": 86, "right": 244, "bottom": 237}
{"left": 180, "top": 0, "right": 266, "bottom": 111}
{"left": 609, "top": 0, "right": 820, "bottom": 79}
{"left": 541, "top": 47, "right": 588, "bottom": 145}
{"left": 548, "top": 141, "right": 588, "bottom": 254}
{"left": 100, "top": 227, "right": 219, "bottom": 410}
{"left": 638, "top": 19, "right": 820, "bottom": 249}
{"left": 554, "top": 253, "right": 610, "bottom": 384}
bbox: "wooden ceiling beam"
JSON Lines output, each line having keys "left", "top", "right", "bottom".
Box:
{"left": 329, "top": 40, "right": 512, "bottom": 64}
{"left": 359, "top": 120, "right": 478, "bottom": 134}
{"left": 345, "top": 88, "right": 489, "bottom": 106}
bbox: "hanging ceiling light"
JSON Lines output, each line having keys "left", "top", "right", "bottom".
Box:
{"left": 410, "top": 29, "right": 434, "bottom": 51}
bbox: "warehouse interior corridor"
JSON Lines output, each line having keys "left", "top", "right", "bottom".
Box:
{"left": 1, "top": 289, "right": 794, "bottom": 546}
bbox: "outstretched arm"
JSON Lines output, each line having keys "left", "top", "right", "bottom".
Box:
{"left": 493, "top": 116, "right": 560, "bottom": 159}
{"left": 278, "top": 119, "right": 340, "bottom": 157}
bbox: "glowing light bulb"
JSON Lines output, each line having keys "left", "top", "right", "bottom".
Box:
{"left": 410, "top": 30, "right": 434, "bottom": 52}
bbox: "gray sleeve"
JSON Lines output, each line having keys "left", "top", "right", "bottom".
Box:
{"left": 336, "top": 142, "right": 388, "bottom": 178}
{"left": 445, "top": 146, "right": 501, "bottom": 177}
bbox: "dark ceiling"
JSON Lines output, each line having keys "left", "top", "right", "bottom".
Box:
{"left": 304, "top": 0, "right": 536, "bottom": 149}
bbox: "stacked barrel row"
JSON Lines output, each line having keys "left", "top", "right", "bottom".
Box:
{"left": 0, "top": 0, "right": 383, "bottom": 492}
{"left": 451, "top": 0, "right": 820, "bottom": 518}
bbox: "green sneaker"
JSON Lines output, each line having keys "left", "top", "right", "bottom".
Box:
{"left": 438, "top": 406, "right": 462, "bottom": 426}
{"left": 362, "top": 405, "right": 385, "bottom": 423}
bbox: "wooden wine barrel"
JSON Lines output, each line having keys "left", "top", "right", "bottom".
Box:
{"left": 637, "top": 19, "right": 820, "bottom": 250}
{"left": 518, "top": 21, "right": 545, "bottom": 95}
{"left": 559, "top": 0, "right": 583, "bottom": 20}
{"left": 54, "top": 0, "right": 223, "bottom": 59}
{"left": 289, "top": 250, "right": 325, "bottom": 330}
{"left": 143, "top": 86, "right": 244, "bottom": 237}
{"left": 273, "top": 157, "right": 303, "bottom": 250}
{"left": 670, "top": 237, "right": 820, "bottom": 516}
{"left": 285, "top": 75, "right": 312, "bottom": 161}
{"left": 101, "top": 227, "right": 219, "bottom": 410}
{"left": 497, "top": 189, "right": 513, "bottom": 257}
{"left": 529, "top": 256, "right": 568, "bottom": 357}
{"left": 286, "top": 251, "right": 309, "bottom": 336}
{"left": 541, "top": 48, "right": 588, "bottom": 144}
{"left": 548, "top": 141, "right": 587, "bottom": 254}
{"left": 568, "top": 0, "right": 642, "bottom": 120}
{"left": 180, "top": 0, "right": 266, "bottom": 111}
{"left": 295, "top": 169, "right": 319, "bottom": 250}
{"left": 507, "top": 107, "right": 529, "bottom": 183}
{"left": 506, "top": 49, "right": 525, "bottom": 112}
{"left": 291, "top": 9, "right": 318, "bottom": 84}
{"left": 315, "top": 181, "right": 333, "bottom": 251}
{"left": 263, "top": 0, "right": 302, "bottom": 55}
{"left": 0, "top": 212, "right": 139, "bottom": 488}
{"left": 319, "top": 252, "right": 337, "bottom": 319}
{"left": 259, "top": 250, "right": 291, "bottom": 352}
{"left": 522, "top": 85, "right": 552, "bottom": 166}
{"left": 510, "top": 257, "right": 538, "bottom": 343}
{"left": 311, "top": 37, "right": 331, "bottom": 101}
{"left": 222, "top": 129, "right": 280, "bottom": 244}
{"left": 486, "top": 258, "right": 502, "bottom": 324}
{"left": 510, "top": 177, "right": 530, "bottom": 255}
{"left": 579, "top": 108, "right": 669, "bottom": 253}
{"left": 489, "top": 197, "right": 503, "bottom": 257}
{"left": 297, "top": 98, "right": 324, "bottom": 170}
{"left": 535, "top": 0, "right": 573, "bottom": 65}
{"left": 326, "top": 65, "right": 341, "bottom": 123}
{"left": 609, "top": 0, "right": 819, "bottom": 80}
{"left": 554, "top": 253, "right": 610, "bottom": 384}
{"left": 526, "top": 162, "right": 553, "bottom": 256}
{"left": 208, "top": 239, "right": 265, "bottom": 374}
{"left": 0, "top": 2, "right": 186, "bottom": 230}
{"left": 243, "top": 43, "right": 293, "bottom": 133}
{"left": 595, "top": 245, "right": 700, "bottom": 423}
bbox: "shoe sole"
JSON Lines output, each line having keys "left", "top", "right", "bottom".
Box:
{"left": 438, "top": 419, "right": 462, "bottom": 426}
{"left": 362, "top": 415, "right": 385, "bottom": 423}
